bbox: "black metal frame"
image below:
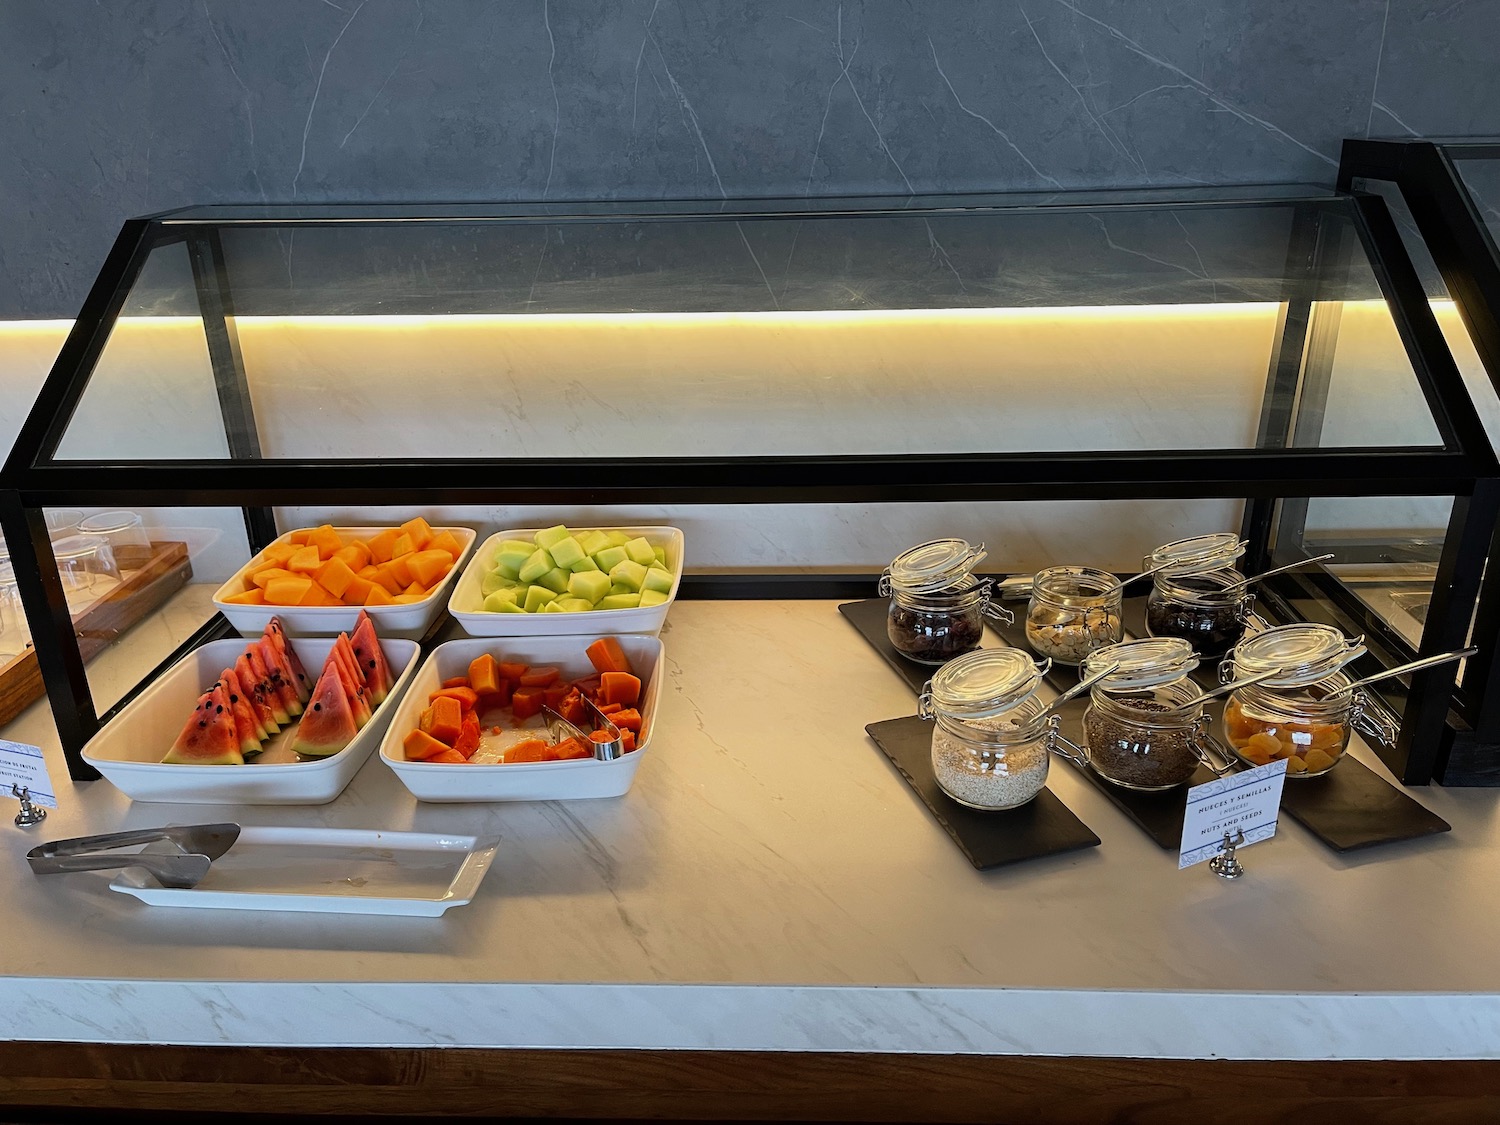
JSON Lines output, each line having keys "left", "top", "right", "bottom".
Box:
{"left": 1339, "top": 138, "right": 1500, "bottom": 781}
{"left": 3, "top": 190, "right": 1496, "bottom": 785}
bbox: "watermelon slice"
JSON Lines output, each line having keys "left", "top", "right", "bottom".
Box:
{"left": 257, "top": 636, "right": 305, "bottom": 719}
{"left": 163, "top": 684, "right": 244, "bottom": 765}
{"left": 349, "top": 610, "right": 392, "bottom": 704}
{"left": 292, "top": 658, "right": 360, "bottom": 758}
{"left": 266, "top": 617, "right": 311, "bottom": 703}
{"left": 326, "top": 637, "right": 372, "bottom": 728}
{"left": 219, "top": 666, "right": 266, "bottom": 754}
{"left": 234, "top": 652, "right": 281, "bottom": 736}
{"left": 246, "top": 645, "right": 292, "bottom": 727}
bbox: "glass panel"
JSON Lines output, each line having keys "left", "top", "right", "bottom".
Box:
{"left": 53, "top": 198, "right": 1451, "bottom": 461}
{"left": 1453, "top": 157, "right": 1500, "bottom": 254}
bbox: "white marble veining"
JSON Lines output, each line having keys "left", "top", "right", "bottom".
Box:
{"left": 3, "top": 600, "right": 1500, "bottom": 1058}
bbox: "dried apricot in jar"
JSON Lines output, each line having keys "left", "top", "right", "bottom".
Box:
{"left": 1225, "top": 698, "right": 1259, "bottom": 744}
{"left": 1303, "top": 748, "right": 1336, "bottom": 774}
{"left": 1308, "top": 722, "right": 1344, "bottom": 751}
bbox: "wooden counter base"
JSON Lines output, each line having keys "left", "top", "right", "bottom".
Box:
{"left": 2, "top": 1044, "right": 1498, "bottom": 1122}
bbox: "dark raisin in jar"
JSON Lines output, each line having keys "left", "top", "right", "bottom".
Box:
{"left": 880, "top": 539, "right": 1013, "bottom": 665}
{"left": 1145, "top": 571, "right": 1251, "bottom": 659}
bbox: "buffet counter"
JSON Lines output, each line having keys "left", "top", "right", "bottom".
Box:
{"left": 3, "top": 600, "right": 1500, "bottom": 1118}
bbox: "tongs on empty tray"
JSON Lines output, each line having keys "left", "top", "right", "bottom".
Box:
{"left": 27, "top": 823, "right": 242, "bottom": 889}
{"left": 543, "top": 695, "right": 625, "bottom": 762}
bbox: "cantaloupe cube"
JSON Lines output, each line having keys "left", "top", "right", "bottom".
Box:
{"left": 386, "top": 554, "right": 415, "bottom": 588}
{"left": 308, "top": 524, "right": 343, "bottom": 559}
{"left": 313, "top": 556, "right": 357, "bottom": 598}
{"left": 392, "top": 592, "right": 427, "bottom": 604}
{"left": 367, "top": 528, "right": 400, "bottom": 563}
{"left": 288, "top": 529, "right": 312, "bottom": 546}
{"left": 407, "top": 548, "right": 451, "bottom": 588}
{"left": 287, "top": 545, "right": 322, "bottom": 574}
{"left": 427, "top": 530, "right": 462, "bottom": 561}
{"left": 343, "top": 575, "right": 376, "bottom": 606}
{"left": 250, "top": 565, "right": 297, "bottom": 590}
{"left": 333, "top": 542, "right": 371, "bottom": 571}
{"left": 370, "top": 564, "right": 403, "bottom": 595}
{"left": 261, "top": 542, "right": 298, "bottom": 566}
{"left": 400, "top": 517, "right": 434, "bottom": 550}
{"left": 358, "top": 564, "right": 381, "bottom": 580}
{"left": 223, "top": 588, "right": 267, "bottom": 605}
{"left": 390, "top": 532, "right": 414, "bottom": 559}
{"left": 264, "top": 575, "right": 314, "bottom": 605}
{"left": 363, "top": 584, "right": 394, "bottom": 606}
{"left": 402, "top": 580, "right": 428, "bottom": 598}
{"left": 297, "top": 581, "right": 341, "bottom": 606}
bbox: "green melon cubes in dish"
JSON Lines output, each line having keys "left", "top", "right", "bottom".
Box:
{"left": 478, "top": 525, "right": 675, "bottom": 615}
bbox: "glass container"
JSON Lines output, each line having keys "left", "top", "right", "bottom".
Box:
{"left": 1219, "top": 624, "right": 1398, "bottom": 777}
{"left": 77, "top": 510, "right": 150, "bottom": 561}
{"left": 1143, "top": 533, "right": 1254, "bottom": 659}
{"left": 1024, "top": 565, "right": 1123, "bottom": 665}
{"left": 1072, "top": 638, "right": 1235, "bottom": 791}
{"left": 43, "top": 509, "right": 84, "bottom": 541}
{"left": 917, "top": 647, "right": 1058, "bottom": 811}
{"left": 881, "top": 538, "right": 1014, "bottom": 664}
{"left": 50, "top": 535, "right": 121, "bottom": 594}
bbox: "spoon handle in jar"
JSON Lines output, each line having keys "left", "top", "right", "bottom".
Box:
{"left": 1040, "top": 662, "right": 1120, "bottom": 718}
{"left": 1181, "top": 667, "right": 1285, "bottom": 709}
{"left": 1334, "top": 647, "right": 1478, "bottom": 695}
{"left": 1226, "top": 552, "right": 1336, "bottom": 591}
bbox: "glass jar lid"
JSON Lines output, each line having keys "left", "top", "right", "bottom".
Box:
{"left": 922, "top": 647, "right": 1047, "bottom": 719}
{"left": 1081, "top": 637, "right": 1199, "bottom": 689}
{"left": 1148, "top": 533, "right": 1247, "bottom": 577}
{"left": 1229, "top": 623, "right": 1366, "bottom": 688}
{"left": 885, "top": 538, "right": 987, "bottom": 593}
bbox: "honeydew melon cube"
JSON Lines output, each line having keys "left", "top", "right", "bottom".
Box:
{"left": 610, "top": 583, "right": 633, "bottom": 595}
{"left": 594, "top": 545, "right": 629, "bottom": 572}
{"left": 481, "top": 572, "right": 518, "bottom": 597}
{"left": 597, "top": 592, "right": 642, "bottom": 610}
{"left": 483, "top": 589, "right": 522, "bottom": 612}
{"left": 624, "top": 537, "right": 656, "bottom": 565}
{"left": 493, "top": 541, "right": 534, "bottom": 578}
{"left": 555, "top": 596, "right": 595, "bottom": 612}
{"left": 641, "top": 567, "right": 674, "bottom": 595}
{"left": 653, "top": 546, "right": 667, "bottom": 566}
{"left": 608, "top": 558, "right": 649, "bottom": 592}
{"left": 569, "top": 557, "right": 600, "bottom": 573}
{"left": 639, "top": 588, "right": 669, "bottom": 608}
{"left": 536, "top": 566, "right": 572, "bottom": 594}
{"left": 604, "top": 531, "right": 631, "bottom": 548}
{"left": 534, "top": 524, "right": 572, "bottom": 551}
{"left": 518, "top": 548, "right": 554, "bottom": 584}
{"left": 568, "top": 569, "right": 613, "bottom": 604}
{"left": 523, "top": 585, "right": 557, "bottom": 612}
{"left": 549, "top": 535, "right": 586, "bottom": 569}
{"left": 540, "top": 598, "right": 568, "bottom": 613}
{"left": 578, "top": 530, "right": 610, "bottom": 556}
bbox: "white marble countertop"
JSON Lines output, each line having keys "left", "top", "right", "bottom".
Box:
{"left": 3, "top": 599, "right": 1500, "bottom": 1060}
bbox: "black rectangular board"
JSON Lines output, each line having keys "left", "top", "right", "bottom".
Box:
{"left": 865, "top": 715, "right": 1100, "bottom": 870}
{"left": 837, "top": 597, "right": 940, "bottom": 694}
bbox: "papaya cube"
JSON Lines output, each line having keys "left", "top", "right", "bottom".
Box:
{"left": 468, "top": 654, "right": 502, "bottom": 697}
{"left": 308, "top": 524, "right": 344, "bottom": 559}
{"left": 390, "top": 532, "right": 416, "bottom": 559}
{"left": 367, "top": 528, "right": 400, "bottom": 564}
{"left": 261, "top": 542, "right": 299, "bottom": 566}
{"left": 403, "top": 728, "right": 453, "bottom": 761}
{"left": 427, "top": 530, "right": 463, "bottom": 561}
{"left": 287, "top": 545, "right": 323, "bottom": 574}
{"left": 297, "top": 581, "right": 341, "bottom": 606}
{"left": 287, "top": 529, "right": 312, "bottom": 545}
{"left": 386, "top": 554, "right": 415, "bottom": 588}
{"left": 425, "top": 696, "right": 464, "bottom": 744}
{"left": 264, "top": 574, "right": 314, "bottom": 605}
{"left": 222, "top": 588, "right": 267, "bottom": 605}
{"left": 408, "top": 548, "right": 452, "bottom": 588}
{"left": 343, "top": 575, "right": 376, "bottom": 605}
{"left": 250, "top": 565, "right": 297, "bottom": 590}
{"left": 399, "top": 517, "right": 434, "bottom": 551}
{"left": 313, "top": 556, "right": 357, "bottom": 599}
{"left": 363, "top": 584, "right": 394, "bottom": 605}
{"left": 369, "top": 564, "right": 403, "bottom": 595}
{"left": 333, "top": 542, "right": 371, "bottom": 571}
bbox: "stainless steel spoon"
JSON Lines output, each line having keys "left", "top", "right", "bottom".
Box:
{"left": 1224, "top": 553, "right": 1337, "bottom": 592}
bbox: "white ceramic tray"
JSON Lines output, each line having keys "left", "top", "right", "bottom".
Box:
{"left": 109, "top": 826, "right": 500, "bottom": 916}
{"left": 448, "top": 526, "right": 683, "bottom": 638}
{"left": 82, "top": 636, "right": 420, "bottom": 805}
{"left": 213, "top": 525, "right": 477, "bottom": 640}
{"left": 380, "top": 634, "right": 663, "bottom": 802}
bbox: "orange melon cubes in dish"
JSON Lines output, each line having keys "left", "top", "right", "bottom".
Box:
{"left": 221, "top": 519, "right": 464, "bottom": 608}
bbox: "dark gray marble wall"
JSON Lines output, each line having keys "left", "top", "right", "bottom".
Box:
{"left": 3, "top": 0, "right": 1497, "bottom": 317}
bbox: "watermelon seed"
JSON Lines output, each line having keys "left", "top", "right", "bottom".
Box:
{"left": 230, "top": 694, "right": 239, "bottom": 703}
{"left": 215, "top": 705, "right": 224, "bottom": 713}
{"left": 313, "top": 702, "right": 322, "bottom": 711}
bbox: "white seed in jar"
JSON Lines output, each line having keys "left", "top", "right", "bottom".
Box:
{"left": 1025, "top": 612, "right": 1123, "bottom": 664}
{"left": 931, "top": 715, "right": 1049, "bottom": 810}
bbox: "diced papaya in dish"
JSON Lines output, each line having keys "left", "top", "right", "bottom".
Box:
{"left": 611, "top": 707, "right": 642, "bottom": 733}
{"left": 400, "top": 517, "right": 434, "bottom": 551}
{"left": 308, "top": 524, "right": 343, "bottom": 559}
{"left": 333, "top": 542, "right": 371, "bottom": 571}
{"left": 511, "top": 686, "right": 545, "bottom": 721}
{"left": 476, "top": 681, "right": 512, "bottom": 713}
{"left": 425, "top": 696, "right": 464, "bottom": 744}
{"left": 428, "top": 685, "right": 479, "bottom": 710}
{"left": 504, "top": 737, "right": 551, "bottom": 763}
{"left": 552, "top": 736, "right": 591, "bottom": 760}
{"left": 428, "top": 530, "right": 462, "bottom": 561}
{"left": 263, "top": 575, "right": 314, "bottom": 605}
{"left": 250, "top": 566, "right": 297, "bottom": 590}
{"left": 429, "top": 747, "right": 468, "bottom": 764}
{"left": 343, "top": 575, "right": 376, "bottom": 605}
{"left": 453, "top": 714, "right": 481, "bottom": 759}
{"left": 363, "top": 584, "right": 394, "bottom": 605}
{"left": 391, "top": 533, "right": 415, "bottom": 560}
{"left": 585, "top": 637, "right": 632, "bottom": 675}
{"left": 313, "top": 557, "right": 357, "bottom": 598}
{"left": 620, "top": 729, "right": 637, "bottom": 754}
{"left": 518, "top": 666, "right": 560, "bottom": 688}
{"left": 558, "top": 689, "right": 586, "bottom": 725}
{"left": 222, "top": 588, "right": 266, "bottom": 605}
{"left": 498, "top": 661, "right": 529, "bottom": 682}
{"left": 403, "top": 728, "right": 452, "bottom": 761}
{"left": 366, "top": 528, "right": 400, "bottom": 564}
{"left": 542, "top": 683, "right": 570, "bottom": 707}
{"left": 443, "top": 675, "right": 470, "bottom": 689}
{"left": 467, "top": 654, "right": 501, "bottom": 697}
{"left": 287, "top": 545, "right": 323, "bottom": 574}
{"left": 385, "top": 554, "right": 414, "bottom": 588}
{"left": 597, "top": 702, "right": 623, "bottom": 715}
{"left": 599, "top": 671, "right": 641, "bottom": 708}
{"left": 408, "top": 548, "right": 451, "bottom": 588}
{"left": 368, "top": 565, "right": 403, "bottom": 595}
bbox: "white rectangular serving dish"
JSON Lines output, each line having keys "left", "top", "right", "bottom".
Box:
{"left": 448, "top": 526, "right": 683, "bottom": 638}
{"left": 213, "top": 525, "right": 477, "bottom": 640}
{"left": 109, "top": 826, "right": 499, "bottom": 916}
{"left": 82, "top": 635, "right": 420, "bottom": 805}
{"left": 380, "top": 634, "right": 663, "bottom": 802}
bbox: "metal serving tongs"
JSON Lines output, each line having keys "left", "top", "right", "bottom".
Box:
{"left": 542, "top": 697, "right": 625, "bottom": 762}
{"left": 26, "top": 823, "right": 241, "bottom": 889}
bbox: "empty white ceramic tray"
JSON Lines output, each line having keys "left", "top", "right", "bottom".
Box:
{"left": 109, "top": 826, "right": 500, "bottom": 916}
{"left": 213, "top": 525, "right": 477, "bottom": 640}
{"left": 81, "top": 636, "right": 420, "bottom": 805}
{"left": 448, "top": 526, "right": 683, "bottom": 637}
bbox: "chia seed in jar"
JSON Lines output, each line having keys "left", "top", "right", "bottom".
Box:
{"left": 931, "top": 714, "right": 1049, "bottom": 811}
